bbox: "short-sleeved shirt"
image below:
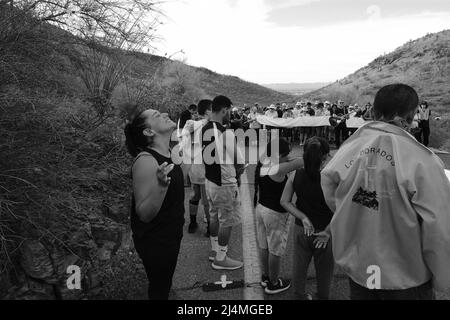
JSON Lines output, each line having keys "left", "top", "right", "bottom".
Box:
{"left": 202, "top": 121, "right": 238, "bottom": 186}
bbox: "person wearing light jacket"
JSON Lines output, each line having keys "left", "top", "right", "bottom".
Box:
{"left": 320, "top": 84, "right": 450, "bottom": 300}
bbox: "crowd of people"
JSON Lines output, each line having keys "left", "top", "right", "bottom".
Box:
{"left": 204, "top": 99, "right": 431, "bottom": 148}
{"left": 124, "top": 84, "right": 450, "bottom": 300}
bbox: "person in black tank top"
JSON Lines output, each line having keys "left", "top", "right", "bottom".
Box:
{"left": 280, "top": 137, "right": 334, "bottom": 300}
{"left": 124, "top": 108, "right": 184, "bottom": 300}
{"left": 254, "top": 138, "right": 303, "bottom": 295}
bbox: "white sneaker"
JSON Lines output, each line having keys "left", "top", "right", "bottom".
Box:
{"left": 212, "top": 256, "right": 243, "bottom": 270}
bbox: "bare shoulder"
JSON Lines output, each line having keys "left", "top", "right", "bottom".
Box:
{"left": 132, "top": 153, "right": 158, "bottom": 178}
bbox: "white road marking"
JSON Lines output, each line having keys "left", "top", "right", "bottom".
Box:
{"left": 240, "top": 184, "right": 264, "bottom": 300}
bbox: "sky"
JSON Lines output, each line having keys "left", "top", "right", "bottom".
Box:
{"left": 154, "top": 0, "right": 450, "bottom": 84}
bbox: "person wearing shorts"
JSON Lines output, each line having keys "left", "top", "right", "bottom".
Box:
{"left": 202, "top": 95, "right": 246, "bottom": 270}
{"left": 182, "top": 100, "right": 212, "bottom": 235}
{"left": 254, "top": 138, "right": 303, "bottom": 294}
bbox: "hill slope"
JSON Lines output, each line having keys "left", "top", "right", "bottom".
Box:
{"left": 121, "top": 52, "right": 293, "bottom": 108}
{"left": 302, "top": 29, "right": 450, "bottom": 149}
{"left": 304, "top": 30, "right": 450, "bottom": 113}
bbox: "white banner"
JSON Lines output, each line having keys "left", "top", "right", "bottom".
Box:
{"left": 346, "top": 117, "right": 369, "bottom": 128}
{"left": 256, "top": 115, "right": 331, "bottom": 128}
{"left": 256, "top": 115, "right": 369, "bottom": 128}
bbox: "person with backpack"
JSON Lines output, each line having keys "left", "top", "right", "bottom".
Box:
{"left": 254, "top": 138, "right": 303, "bottom": 294}
{"left": 280, "top": 137, "right": 334, "bottom": 300}
{"left": 125, "top": 108, "right": 184, "bottom": 300}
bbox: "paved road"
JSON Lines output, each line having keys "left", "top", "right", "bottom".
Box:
{"left": 171, "top": 146, "right": 450, "bottom": 300}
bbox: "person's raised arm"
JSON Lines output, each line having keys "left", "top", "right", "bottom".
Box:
{"left": 412, "top": 160, "right": 450, "bottom": 292}
{"left": 280, "top": 173, "right": 314, "bottom": 236}
{"left": 132, "top": 156, "right": 173, "bottom": 223}
{"left": 260, "top": 157, "right": 303, "bottom": 178}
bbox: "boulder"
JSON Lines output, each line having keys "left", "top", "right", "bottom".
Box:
{"left": 20, "top": 240, "right": 56, "bottom": 282}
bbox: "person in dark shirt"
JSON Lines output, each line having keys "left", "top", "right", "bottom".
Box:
{"left": 306, "top": 102, "right": 315, "bottom": 116}
{"left": 178, "top": 104, "right": 197, "bottom": 132}
{"left": 125, "top": 108, "right": 184, "bottom": 300}
{"left": 281, "top": 137, "right": 334, "bottom": 300}
{"left": 202, "top": 95, "right": 245, "bottom": 271}
{"left": 230, "top": 107, "right": 243, "bottom": 130}
{"left": 254, "top": 138, "right": 303, "bottom": 294}
{"left": 330, "top": 100, "right": 349, "bottom": 148}
{"left": 276, "top": 104, "right": 283, "bottom": 118}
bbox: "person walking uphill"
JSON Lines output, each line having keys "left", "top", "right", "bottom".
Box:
{"left": 125, "top": 108, "right": 185, "bottom": 300}
{"left": 321, "top": 84, "right": 450, "bottom": 300}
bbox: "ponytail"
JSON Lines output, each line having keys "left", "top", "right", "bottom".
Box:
{"left": 254, "top": 161, "right": 262, "bottom": 207}
{"left": 303, "top": 137, "right": 329, "bottom": 180}
{"left": 124, "top": 109, "right": 149, "bottom": 157}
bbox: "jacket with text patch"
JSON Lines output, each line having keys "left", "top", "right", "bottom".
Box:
{"left": 321, "top": 121, "right": 450, "bottom": 291}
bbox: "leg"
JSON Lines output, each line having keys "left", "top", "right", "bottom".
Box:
{"left": 259, "top": 248, "right": 269, "bottom": 278}
{"left": 218, "top": 225, "right": 232, "bottom": 246}
{"left": 200, "top": 184, "right": 210, "bottom": 236}
{"left": 268, "top": 253, "right": 281, "bottom": 285}
{"left": 188, "top": 184, "right": 201, "bottom": 233}
{"left": 213, "top": 185, "right": 243, "bottom": 269}
{"left": 335, "top": 123, "right": 342, "bottom": 147}
{"left": 255, "top": 205, "right": 269, "bottom": 277}
{"left": 134, "top": 237, "right": 181, "bottom": 300}
{"left": 423, "top": 125, "right": 430, "bottom": 147}
{"left": 292, "top": 225, "right": 313, "bottom": 299}
{"left": 313, "top": 240, "right": 335, "bottom": 300}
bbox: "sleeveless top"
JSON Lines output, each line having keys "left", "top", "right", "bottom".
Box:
{"left": 293, "top": 168, "right": 332, "bottom": 231}
{"left": 258, "top": 175, "right": 288, "bottom": 213}
{"left": 130, "top": 148, "right": 185, "bottom": 243}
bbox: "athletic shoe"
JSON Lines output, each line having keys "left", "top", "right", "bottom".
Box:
{"left": 208, "top": 250, "right": 216, "bottom": 262}
{"left": 188, "top": 221, "right": 198, "bottom": 233}
{"left": 264, "top": 278, "right": 291, "bottom": 295}
{"left": 212, "top": 256, "right": 243, "bottom": 270}
{"left": 260, "top": 275, "right": 270, "bottom": 288}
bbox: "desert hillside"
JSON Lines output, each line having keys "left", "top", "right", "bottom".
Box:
{"left": 302, "top": 29, "right": 450, "bottom": 149}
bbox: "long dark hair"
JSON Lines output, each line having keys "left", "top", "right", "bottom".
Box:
{"left": 124, "top": 109, "right": 150, "bottom": 157}
{"left": 303, "top": 137, "right": 329, "bottom": 180}
{"left": 254, "top": 138, "right": 291, "bottom": 207}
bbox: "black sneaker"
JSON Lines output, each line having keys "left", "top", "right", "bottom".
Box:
{"left": 188, "top": 221, "right": 198, "bottom": 233}
{"left": 260, "top": 275, "right": 269, "bottom": 288}
{"left": 264, "top": 278, "right": 291, "bottom": 295}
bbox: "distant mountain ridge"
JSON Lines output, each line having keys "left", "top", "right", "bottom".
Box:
{"left": 302, "top": 30, "right": 450, "bottom": 115}
{"left": 262, "top": 82, "right": 330, "bottom": 95}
